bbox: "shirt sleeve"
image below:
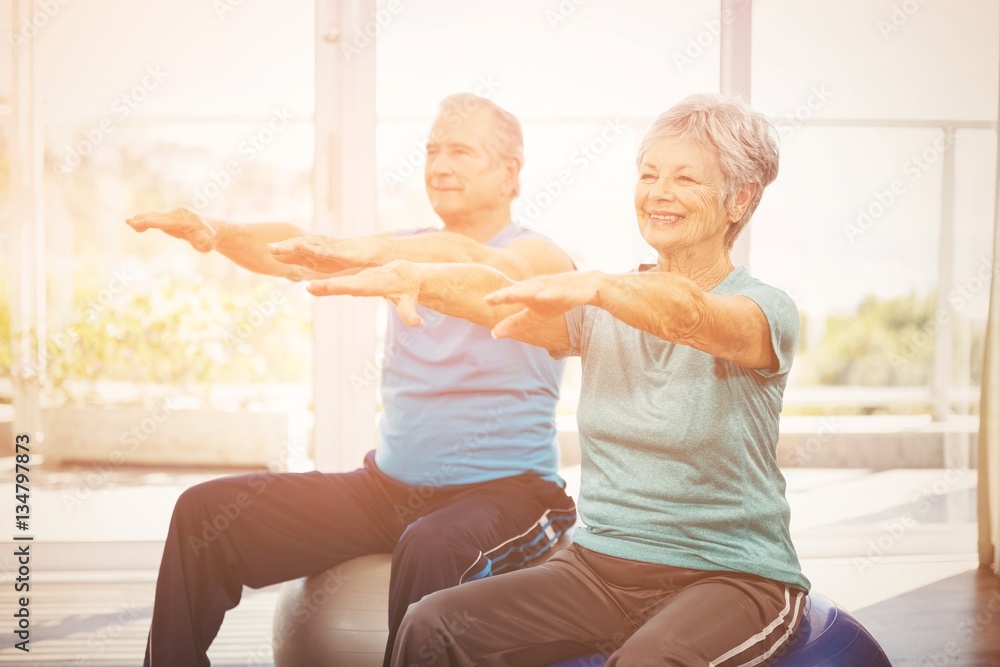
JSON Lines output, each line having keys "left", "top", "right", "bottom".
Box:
{"left": 548, "top": 305, "right": 587, "bottom": 359}
{"left": 738, "top": 284, "right": 800, "bottom": 379}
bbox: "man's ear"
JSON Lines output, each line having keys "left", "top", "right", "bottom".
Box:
{"left": 503, "top": 157, "right": 522, "bottom": 198}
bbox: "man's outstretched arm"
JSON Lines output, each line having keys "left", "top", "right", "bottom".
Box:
{"left": 268, "top": 231, "right": 575, "bottom": 281}
{"left": 126, "top": 208, "right": 376, "bottom": 281}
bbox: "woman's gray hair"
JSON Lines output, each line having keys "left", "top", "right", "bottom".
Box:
{"left": 638, "top": 93, "right": 779, "bottom": 249}
{"left": 437, "top": 93, "right": 524, "bottom": 198}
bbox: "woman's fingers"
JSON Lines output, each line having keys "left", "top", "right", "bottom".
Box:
{"left": 394, "top": 293, "right": 423, "bottom": 327}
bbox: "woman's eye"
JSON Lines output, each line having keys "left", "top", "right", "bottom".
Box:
{"left": 640, "top": 173, "right": 656, "bottom": 181}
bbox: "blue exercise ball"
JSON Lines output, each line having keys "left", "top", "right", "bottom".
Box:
{"left": 547, "top": 593, "right": 891, "bottom": 667}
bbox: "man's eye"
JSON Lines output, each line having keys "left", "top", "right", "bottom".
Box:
{"left": 640, "top": 173, "right": 656, "bottom": 181}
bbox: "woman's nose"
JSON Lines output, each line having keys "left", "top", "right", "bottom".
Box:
{"left": 649, "top": 178, "right": 675, "bottom": 201}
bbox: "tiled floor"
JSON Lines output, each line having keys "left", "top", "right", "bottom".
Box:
{"left": 0, "top": 463, "right": 988, "bottom": 666}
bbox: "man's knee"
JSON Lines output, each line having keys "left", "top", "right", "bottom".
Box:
{"left": 394, "top": 521, "right": 465, "bottom": 565}
{"left": 175, "top": 478, "right": 226, "bottom": 514}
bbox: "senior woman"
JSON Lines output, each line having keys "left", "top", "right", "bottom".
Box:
{"left": 303, "top": 93, "right": 808, "bottom": 666}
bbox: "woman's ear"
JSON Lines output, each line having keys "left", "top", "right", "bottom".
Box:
{"left": 730, "top": 183, "right": 757, "bottom": 222}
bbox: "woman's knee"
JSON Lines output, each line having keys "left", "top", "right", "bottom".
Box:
{"left": 395, "top": 589, "right": 478, "bottom": 663}
{"left": 606, "top": 632, "right": 699, "bottom": 667}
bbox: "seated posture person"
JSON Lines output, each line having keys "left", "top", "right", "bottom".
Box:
{"left": 308, "top": 93, "right": 809, "bottom": 667}
{"left": 127, "top": 93, "right": 577, "bottom": 667}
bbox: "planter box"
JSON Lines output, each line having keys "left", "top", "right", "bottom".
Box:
{"left": 41, "top": 406, "right": 294, "bottom": 468}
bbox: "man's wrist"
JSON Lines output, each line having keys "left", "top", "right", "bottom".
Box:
{"left": 203, "top": 216, "right": 226, "bottom": 252}
{"left": 365, "top": 236, "right": 390, "bottom": 267}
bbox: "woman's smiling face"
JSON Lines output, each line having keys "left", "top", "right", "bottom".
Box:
{"left": 634, "top": 135, "right": 732, "bottom": 258}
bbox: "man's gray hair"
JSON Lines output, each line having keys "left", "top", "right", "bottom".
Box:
{"left": 437, "top": 93, "right": 524, "bottom": 197}
{"left": 638, "top": 93, "right": 779, "bottom": 249}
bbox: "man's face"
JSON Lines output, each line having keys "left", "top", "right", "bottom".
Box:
{"left": 424, "top": 109, "right": 515, "bottom": 221}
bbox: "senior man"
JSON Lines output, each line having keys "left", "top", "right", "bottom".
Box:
{"left": 127, "top": 93, "right": 577, "bottom": 667}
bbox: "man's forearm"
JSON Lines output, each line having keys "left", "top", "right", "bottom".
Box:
{"left": 372, "top": 233, "right": 530, "bottom": 278}
{"left": 212, "top": 220, "right": 315, "bottom": 280}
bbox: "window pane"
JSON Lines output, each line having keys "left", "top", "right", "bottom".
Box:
{"left": 752, "top": 0, "right": 998, "bottom": 121}
{"left": 35, "top": 0, "right": 314, "bottom": 120}
{"left": 0, "top": 123, "right": 9, "bottom": 390}
{"left": 751, "top": 127, "right": 947, "bottom": 392}
{"left": 377, "top": 0, "right": 719, "bottom": 118}
{"left": 952, "top": 129, "right": 997, "bottom": 391}
{"left": 42, "top": 122, "right": 314, "bottom": 409}
{"left": 0, "top": 6, "right": 11, "bottom": 105}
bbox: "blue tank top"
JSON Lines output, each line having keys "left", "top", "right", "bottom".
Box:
{"left": 374, "top": 223, "right": 565, "bottom": 487}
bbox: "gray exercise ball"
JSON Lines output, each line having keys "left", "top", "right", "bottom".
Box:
{"left": 273, "top": 554, "right": 393, "bottom": 667}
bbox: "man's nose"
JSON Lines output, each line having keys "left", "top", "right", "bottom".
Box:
{"left": 427, "top": 153, "right": 453, "bottom": 176}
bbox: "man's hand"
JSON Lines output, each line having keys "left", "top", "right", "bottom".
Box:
{"left": 307, "top": 260, "right": 424, "bottom": 327}
{"left": 485, "top": 271, "right": 603, "bottom": 340}
{"left": 268, "top": 235, "right": 381, "bottom": 275}
{"left": 126, "top": 208, "right": 217, "bottom": 253}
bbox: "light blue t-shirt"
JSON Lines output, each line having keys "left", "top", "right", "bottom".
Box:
{"left": 554, "top": 266, "right": 809, "bottom": 591}
{"left": 375, "top": 223, "right": 565, "bottom": 487}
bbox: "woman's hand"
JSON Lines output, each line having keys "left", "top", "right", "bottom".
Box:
{"left": 485, "top": 271, "right": 603, "bottom": 339}
{"left": 307, "top": 260, "right": 424, "bottom": 327}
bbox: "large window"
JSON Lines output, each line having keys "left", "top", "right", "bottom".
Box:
{"left": 35, "top": 0, "right": 316, "bottom": 413}
{"left": 751, "top": 0, "right": 998, "bottom": 418}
